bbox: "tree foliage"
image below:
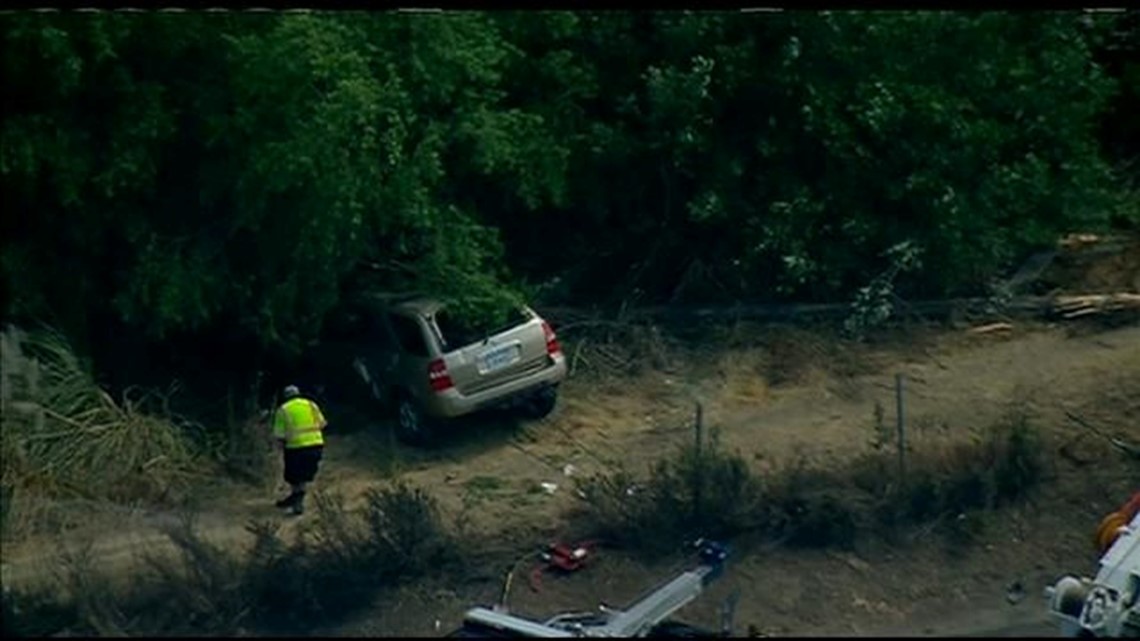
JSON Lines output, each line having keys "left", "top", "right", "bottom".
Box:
{"left": 0, "top": 10, "right": 1131, "bottom": 372}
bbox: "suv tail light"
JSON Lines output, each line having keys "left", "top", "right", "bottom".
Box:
{"left": 542, "top": 321, "right": 562, "bottom": 356}
{"left": 428, "top": 358, "right": 454, "bottom": 393}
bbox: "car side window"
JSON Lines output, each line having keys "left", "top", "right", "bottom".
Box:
{"left": 324, "top": 306, "right": 368, "bottom": 342}
{"left": 388, "top": 314, "right": 430, "bottom": 357}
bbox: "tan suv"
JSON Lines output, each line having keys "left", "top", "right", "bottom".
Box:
{"left": 318, "top": 294, "right": 567, "bottom": 445}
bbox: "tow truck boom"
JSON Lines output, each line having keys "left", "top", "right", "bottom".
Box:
{"left": 450, "top": 539, "right": 730, "bottom": 638}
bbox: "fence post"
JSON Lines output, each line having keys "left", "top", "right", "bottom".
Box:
{"left": 694, "top": 400, "right": 704, "bottom": 455}
{"left": 896, "top": 372, "right": 906, "bottom": 488}
{"left": 693, "top": 400, "right": 704, "bottom": 523}
{"left": 0, "top": 335, "right": 9, "bottom": 417}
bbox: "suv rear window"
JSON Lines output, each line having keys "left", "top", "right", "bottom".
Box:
{"left": 433, "top": 306, "right": 530, "bottom": 351}
{"left": 388, "top": 314, "right": 430, "bottom": 357}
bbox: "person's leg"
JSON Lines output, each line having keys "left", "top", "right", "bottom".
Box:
{"left": 289, "top": 481, "right": 307, "bottom": 503}
{"left": 277, "top": 449, "right": 304, "bottom": 508}
{"left": 289, "top": 447, "right": 323, "bottom": 515}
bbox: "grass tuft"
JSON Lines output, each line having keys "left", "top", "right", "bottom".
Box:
{"left": 2, "top": 481, "right": 461, "bottom": 637}
{"left": 2, "top": 327, "right": 206, "bottom": 541}
{"left": 577, "top": 409, "right": 1046, "bottom": 556}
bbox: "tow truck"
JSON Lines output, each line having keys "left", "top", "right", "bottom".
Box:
{"left": 448, "top": 539, "right": 732, "bottom": 638}
{"left": 1045, "top": 492, "right": 1140, "bottom": 638}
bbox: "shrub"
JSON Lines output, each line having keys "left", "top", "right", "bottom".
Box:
{"left": 1, "top": 482, "right": 461, "bottom": 636}
{"left": 867, "top": 410, "right": 1045, "bottom": 536}
{"left": 578, "top": 409, "right": 1047, "bottom": 556}
{"left": 578, "top": 432, "right": 766, "bottom": 557}
{"left": 990, "top": 412, "right": 1044, "bottom": 505}
{"left": 1, "top": 585, "right": 78, "bottom": 638}
{"left": 244, "top": 482, "right": 461, "bottom": 631}
{"left": 2, "top": 327, "right": 205, "bottom": 541}
{"left": 781, "top": 492, "right": 861, "bottom": 549}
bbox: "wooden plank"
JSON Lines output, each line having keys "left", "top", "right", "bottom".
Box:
{"left": 969, "top": 322, "right": 1014, "bottom": 334}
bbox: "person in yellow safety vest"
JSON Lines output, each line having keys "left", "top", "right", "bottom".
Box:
{"left": 272, "top": 385, "right": 327, "bottom": 515}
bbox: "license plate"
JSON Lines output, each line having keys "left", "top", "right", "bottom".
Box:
{"left": 479, "top": 344, "right": 520, "bottom": 373}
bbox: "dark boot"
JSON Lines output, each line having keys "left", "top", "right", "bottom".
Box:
{"left": 275, "top": 492, "right": 299, "bottom": 509}
{"left": 289, "top": 492, "right": 306, "bottom": 516}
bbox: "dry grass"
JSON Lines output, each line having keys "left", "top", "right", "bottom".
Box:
{"left": 852, "top": 410, "right": 1045, "bottom": 529}
{"left": 561, "top": 319, "right": 681, "bottom": 383}
{"left": 576, "top": 407, "right": 1047, "bottom": 559}
{"left": 1, "top": 481, "right": 464, "bottom": 637}
{"left": 1, "top": 326, "right": 208, "bottom": 542}
{"left": 758, "top": 324, "right": 884, "bottom": 388}
{"left": 705, "top": 349, "right": 770, "bottom": 405}
{"left": 558, "top": 314, "right": 883, "bottom": 400}
{"left": 577, "top": 430, "right": 769, "bottom": 557}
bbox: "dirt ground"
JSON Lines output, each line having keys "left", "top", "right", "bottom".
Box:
{"left": 313, "top": 319, "right": 1138, "bottom": 638}
{"left": 4, "top": 314, "right": 1137, "bottom": 637}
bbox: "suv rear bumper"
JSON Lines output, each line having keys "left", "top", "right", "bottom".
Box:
{"left": 423, "top": 354, "right": 567, "bottom": 418}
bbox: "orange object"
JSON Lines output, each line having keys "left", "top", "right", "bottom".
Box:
{"left": 1121, "top": 491, "right": 1140, "bottom": 520}
{"left": 1095, "top": 491, "right": 1140, "bottom": 553}
{"left": 1096, "top": 512, "right": 1128, "bottom": 553}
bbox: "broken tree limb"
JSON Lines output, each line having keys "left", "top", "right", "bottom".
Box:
{"left": 1058, "top": 233, "right": 1103, "bottom": 249}
{"left": 1063, "top": 410, "right": 1140, "bottom": 460}
{"left": 969, "top": 322, "right": 1014, "bottom": 335}
{"left": 1053, "top": 294, "right": 1140, "bottom": 319}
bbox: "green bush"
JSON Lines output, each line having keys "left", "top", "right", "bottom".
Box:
{"left": 1, "top": 586, "right": 78, "bottom": 638}
{"left": 991, "top": 412, "right": 1044, "bottom": 505}
{"left": 577, "top": 433, "right": 766, "bottom": 557}
{"left": 868, "top": 411, "right": 1045, "bottom": 537}
{"left": 246, "top": 482, "right": 462, "bottom": 631}
{"left": 2, "top": 327, "right": 205, "bottom": 543}
{"left": 774, "top": 490, "right": 862, "bottom": 550}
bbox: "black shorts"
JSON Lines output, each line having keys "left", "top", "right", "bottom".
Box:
{"left": 283, "top": 445, "right": 323, "bottom": 485}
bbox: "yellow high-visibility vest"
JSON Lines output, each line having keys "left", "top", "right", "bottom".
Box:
{"left": 273, "top": 398, "right": 326, "bottom": 449}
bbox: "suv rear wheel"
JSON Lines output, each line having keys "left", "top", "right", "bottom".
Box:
{"left": 395, "top": 394, "right": 436, "bottom": 446}
{"left": 519, "top": 386, "right": 558, "bottom": 420}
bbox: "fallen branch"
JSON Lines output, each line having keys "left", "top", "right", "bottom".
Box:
{"left": 907, "top": 510, "right": 952, "bottom": 543}
{"left": 1057, "top": 233, "right": 1103, "bottom": 250}
{"left": 1063, "top": 410, "right": 1140, "bottom": 459}
{"left": 570, "top": 338, "right": 590, "bottom": 377}
{"left": 1054, "top": 294, "right": 1140, "bottom": 319}
{"left": 1057, "top": 432, "right": 1095, "bottom": 467}
{"left": 558, "top": 319, "right": 640, "bottom": 335}
{"left": 968, "top": 322, "right": 1014, "bottom": 335}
